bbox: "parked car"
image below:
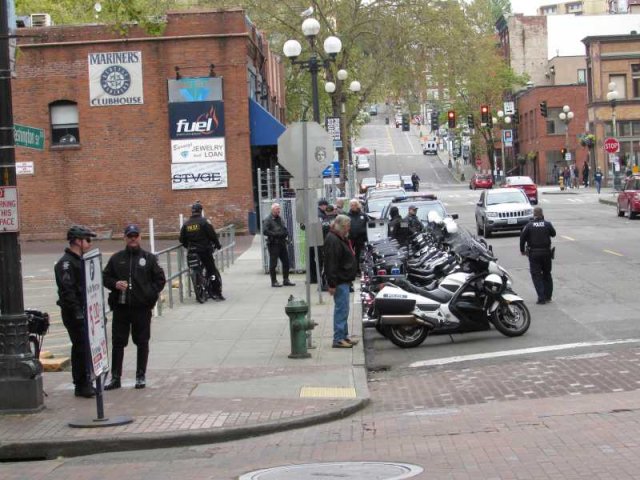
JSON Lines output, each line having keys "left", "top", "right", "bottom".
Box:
{"left": 617, "top": 174, "right": 640, "bottom": 219}
{"left": 395, "top": 114, "right": 402, "bottom": 128}
{"left": 364, "top": 195, "right": 397, "bottom": 220}
{"left": 356, "top": 154, "right": 370, "bottom": 171}
{"left": 469, "top": 173, "right": 494, "bottom": 190}
{"left": 401, "top": 175, "right": 413, "bottom": 190}
{"left": 475, "top": 188, "right": 533, "bottom": 238}
{"left": 422, "top": 141, "right": 437, "bottom": 155}
{"left": 369, "top": 105, "right": 378, "bottom": 116}
{"left": 360, "top": 177, "right": 377, "bottom": 194}
{"left": 379, "top": 173, "right": 402, "bottom": 189}
{"left": 502, "top": 176, "right": 538, "bottom": 204}
{"left": 366, "top": 187, "right": 406, "bottom": 201}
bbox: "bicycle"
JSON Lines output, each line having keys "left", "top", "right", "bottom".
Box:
{"left": 26, "top": 309, "right": 50, "bottom": 360}
{"left": 186, "top": 248, "right": 220, "bottom": 303}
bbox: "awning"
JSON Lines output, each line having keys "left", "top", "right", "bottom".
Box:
{"left": 249, "top": 98, "right": 285, "bottom": 146}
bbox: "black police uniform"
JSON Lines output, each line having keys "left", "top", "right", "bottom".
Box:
{"left": 520, "top": 216, "right": 556, "bottom": 303}
{"left": 103, "top": 246, "right": 166, "bottom": 386}
{"left": 54, "top": 248, "right": 92, "bottom": 394}
{"left": 411, "top": 173, "right": 420, "bottom": 192}
{"left": 405, "top": 212, "right": 424, "bottom": 236}
{"left": 262, "top": 213, "right": 293, "bottom": 286}
{"left": 179, "top": 213, "right": 223, "bottom": 296}
{"left": 348, "top": 209, "right": 369, "bottom": 272}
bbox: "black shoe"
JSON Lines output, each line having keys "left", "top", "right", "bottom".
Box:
{"left": 74, "top": 384, "right": 96, "bottom": 398}
{"left": 135, "top": 374, "right": 146, "bottom": 389}
{"left": 272, "top": 282, "right": 282, "bottom": 288}
{"left": 536, "top": 299, "right": 546, "bottom": 305}
{"left": 215, "top": 293, "right": 226, "bottom": 301}
{"left": 104, "top": 377, "right": 121, "bottom": 391}
{"left": 283, "top": 280, "right": 296, "bottom": 286}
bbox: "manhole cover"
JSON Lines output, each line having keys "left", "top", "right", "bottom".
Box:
{"left": 239, "top": 461, "right": 423, "bottom": 479}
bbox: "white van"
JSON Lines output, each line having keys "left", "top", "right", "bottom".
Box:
{"left": 423, "top": 141, "right": 437, "bottom": 155}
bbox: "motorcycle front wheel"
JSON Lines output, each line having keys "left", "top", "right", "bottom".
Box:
{"left": 386, "top": 325, "right": 430, "bottom": 348}
{"left": 491, "top": 300, "right": 530, "bottom": 337}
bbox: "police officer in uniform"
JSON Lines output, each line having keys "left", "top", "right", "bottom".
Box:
{"left": 54, "top": 225, "right": 97, "bottom": 398}
{"left": 347, "top": 199, "right": 368, "bottom": 273}
{"left": 179, "top": 202, "right": 225, "bottom": 300}
{"left": 262, "top": 202, "right": 296, "bottom": 287}
{"left": 103, "top": 224, "right": 166, "bottom": 390}
{"left": 520, "top": 207, "right": 556, "bottom": 304}
{"left": 404, "top": 205, "right": 424, "bottom": 236}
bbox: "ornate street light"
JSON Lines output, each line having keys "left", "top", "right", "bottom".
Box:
{"left": 606, "top": 82, "right": 620, "bottom": 189}
{"left": 283, "top": 19, "right": 342, "bottom": 123}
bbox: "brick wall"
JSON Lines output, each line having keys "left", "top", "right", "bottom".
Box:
{"left": 13, "top": 9, "right": 258, "bottom": 239}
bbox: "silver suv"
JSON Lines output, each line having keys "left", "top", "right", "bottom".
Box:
{"left": 475, "top": 188, "right": 533, "bottom": 238}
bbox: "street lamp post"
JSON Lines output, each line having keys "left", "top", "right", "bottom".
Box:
{"left": 325, "top": 74, "right": 361, "bottom": 196}
{"left": 558, "top": 104, "right": 574, "bottom": 160}
{"left": 606, "top": 82, "right": 620, "bottom": 189}
{"left": 283, "top": 18, "right": 342, "bottom": 123}
{"left": 495, "top": 110, "right": 512, "bottom": 177}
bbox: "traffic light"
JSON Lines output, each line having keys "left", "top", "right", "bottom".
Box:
{"left": 540, "top": 101, "right": 548, "bottom": 118}
{"left": 480, "top": 105, "right": 489, "bottom": 125}
{"left": 430, "top": 111, "right": 439, "bottom": 130}
{"left": 401, "top": 113, "right": 410, "bottom": 132}
{"left": 447, "top": 110, "right": 456, "bottom": 128}
{"left": 467, "top": 114, "right": 474, "bottom": 129}
{"left": 561, "top": 147, "right": 567, "bottom": 160}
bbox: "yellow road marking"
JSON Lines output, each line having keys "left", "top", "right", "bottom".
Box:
{"left": 385, "top": 126, "right": 396, "bottom": 155}
{"left": 604, "top": 249, "right": 624, "bottom": 257}
{"left": 561, "top": 235, "right": 575, "bottom": 241}
{"left": 300, "top": 386, "right": 357, "bottom": 398}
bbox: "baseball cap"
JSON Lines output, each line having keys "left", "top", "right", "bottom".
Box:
{"left": 408, "top": 205, "right": 418, "bottom": 210}
{"left": 124, "top": 224, "right": 140, "bottom": 236}
{"left": 318, "top": 199, "right": 329, "bottom": 206}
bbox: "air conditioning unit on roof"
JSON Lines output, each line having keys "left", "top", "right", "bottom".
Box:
{"left": 30, "top": 13, "right": 52, "bottom": 27}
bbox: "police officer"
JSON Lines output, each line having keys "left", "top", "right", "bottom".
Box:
{"left": 179, "top": 202, "right": 225, "bottom": 300}
{"left": 411, "top": 172, "right": 420, "bottom": 192}
{"left": 404, "top": 205, "right": 424, "bottom": 235}
{"left": 520, "top": 207, "right": 556, "bottom": 304}
{"left": 54, "top": 225, "right": 97, "bottom": 398}
{"left": 347, "top": 199, "right": 368, "bottom": 273}
{"left": 103, "top": 225, "right": 166, "bottom": 390}
{"left": 262, "top": 203, "right": 296, "bottom": 288}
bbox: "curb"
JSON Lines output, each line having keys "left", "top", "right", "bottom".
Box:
{"left": 0, "top": 397, "right": 370, "bottom": 461}
{"left": 599, "top": 198, "right": 617, "bottom": 206}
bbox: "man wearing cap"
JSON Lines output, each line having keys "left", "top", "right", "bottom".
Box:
{"left": 404, "top": 205, "right": 424, "bottom": 235}
{"left": 55, "top": 225, "right": 98, "bottom": 398}
{"left": 103, "top": 224, "right": 166, "bottom": 390}
{"left": 179, "top": 202, "right": 224, "bottom": 300}
{"left": 262, "top": 203, "right": 296, "bottom": 287}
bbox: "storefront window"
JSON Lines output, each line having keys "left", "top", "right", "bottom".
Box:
{"left": 618, "top": 121, "right": 632, "bottom": 137}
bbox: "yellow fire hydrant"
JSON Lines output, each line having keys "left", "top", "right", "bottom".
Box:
{"left": 559, "top": 176, "right": 565, "bottom": 191}
{"left": 285, "top": 296, "right": 316, "bottom": 359}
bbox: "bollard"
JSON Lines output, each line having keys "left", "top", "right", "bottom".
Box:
{"left": 285, "top": 295, "right": 316, "bottom": 359}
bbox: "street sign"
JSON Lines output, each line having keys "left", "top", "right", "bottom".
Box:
{"left": 278, "top": 122, "right": 334, "bottom": 189}
{"left": 14, "top": 124, "right": 45, "bottom": 151}
{"left": 502, "top": 129, "right": 513, "bottom": 148}
{"left": 322, "top": 160, "right": 340, "bottom": 178}
{"left": 0, "top": 187, "right": 19, "bottom": 233}
{"left": 604, "top": 137, "right": 620, "bottom": 154}
{"left": 565, "top": 152, "right": 572, "bottom": 162}
{"left": 82, "top": 249, "right": 109, "bottom": 378}
{"left": 16, "top": 162, "right": 34, "bottom": 175}
{"left": 325, "top": 116, "right": 341, "bottom": 142}
{"left": 503, "top": 101, "right": 515, "bottom": 116}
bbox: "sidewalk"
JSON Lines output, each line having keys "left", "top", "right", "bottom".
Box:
{"left": 0, "top": 236, "right": 369, "bottom": 461}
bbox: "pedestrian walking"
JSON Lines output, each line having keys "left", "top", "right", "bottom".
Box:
{"left": 594, "top": 167, "right": 603, "bottom": 194}
{"left": 583, "top": 162, "right": 590, "bottom": 188}
{"left": 262, "top": 202, "right": 296, "bottom": 288}
{"left": 324, "top": 215, "right": 359, "bottom": 348}
{"left": 563, "top": 167, "right": 571, "bottom": 190}
{"left": 520, "top": 207, "right": 556, "bottom": 305}
{"left": 54, "top": 225, "right": 98, "bottom": 398}
{"left": 411, "top": 172, "right": 420, "bottom": 192}
{"left": 179, "top": 202, "right": 224, "bottom": 300}
{"left": 573, "top": 164, "right": 580, "bottom": 189}
{"left": 347, "top": 199, "right": 368, "bottom": 274}
{"left": 102, "top": 225, "right": 166, "bottom": 390}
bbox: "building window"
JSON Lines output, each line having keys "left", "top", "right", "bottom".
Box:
{"left": 609, "top": 74, "right": 626, "bottom": 100}
{"left": 577, "top": 69, "right": 586, "bottom": 85}
{"left": 50, "top": 101, "right": 79, "bottom": 145}
{"left": 545, "top": 107, "right": 564, "bottom": 135}
{"left": 632, "top": 64, "right": 640, "bottom": 98}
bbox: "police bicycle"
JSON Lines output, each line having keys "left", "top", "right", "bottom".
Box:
{"left": 186, "top": 247, "right": 220, "bottom": 303}
{"left": 26, "top": 309, "right": 50, "bottom": 360}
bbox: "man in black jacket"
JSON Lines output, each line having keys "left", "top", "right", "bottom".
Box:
{"left": 103, "top": 224, "right": 166, "bottom": 390}
{"left": 347, "top": 199, "right": 368, "bottom": 274}
{"left": 324, "top": 215, "right": 359, "bottom": 348}
{"left": 404, "top": 205, "right": 424, "bottom": 235}
{"left": 179, "top": 202, "right": 224, "bottom": 300}
{"left": 54, "top": 225, "right": 97, "bottom": 398}
{"left": 262, "top": 202, "right": 295, "bottom": 287}
{"left": 520, "top": 207, "right": 556, "bottom": 305}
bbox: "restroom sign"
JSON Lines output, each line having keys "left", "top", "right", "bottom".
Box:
{"left": 0, "top": 187, "right": 19, "bottom": 232}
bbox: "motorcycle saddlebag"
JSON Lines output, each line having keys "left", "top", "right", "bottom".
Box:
{"left": 375, "top": 295, "right": 416, "bottom": 315}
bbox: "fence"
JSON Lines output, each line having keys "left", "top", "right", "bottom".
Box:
{"left": 154, "top": 224, "right": 236, "bottom": 316}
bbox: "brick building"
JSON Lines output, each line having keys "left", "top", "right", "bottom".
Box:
{"left": 12, "top": 8, "right": 286, "bottom": 238}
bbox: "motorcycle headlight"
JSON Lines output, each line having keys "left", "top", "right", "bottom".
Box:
{"left": 483, "top": 273, "right": 504, "bottom": 294}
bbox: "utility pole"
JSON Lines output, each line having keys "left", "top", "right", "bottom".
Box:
{"left": 0, "top": 0, "right": 44, "bottom": 412}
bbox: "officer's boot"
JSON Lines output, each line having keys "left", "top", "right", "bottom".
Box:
{"left": 135, "top": 344, "right": 149, "bottom": 389}
{"left": 105, "top": 346, "right": 124, "bottom": 390}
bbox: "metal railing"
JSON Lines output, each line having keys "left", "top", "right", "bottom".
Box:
{"left": 155, "top": 224, "right": 236, "bottom": 316}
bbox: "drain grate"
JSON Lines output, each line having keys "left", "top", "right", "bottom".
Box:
{"left": 299, "top": 386, "right": 357, "bottom": 398}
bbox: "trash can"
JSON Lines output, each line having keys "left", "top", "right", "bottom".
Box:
{"left": 247, "top": 211, "right": 257, "bottom": 235}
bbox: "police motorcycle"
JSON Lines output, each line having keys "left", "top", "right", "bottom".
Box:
{"left": 372, "top": 217, "right": 531, "bottom": 348}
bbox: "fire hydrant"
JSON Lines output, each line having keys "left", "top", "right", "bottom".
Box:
{"left": 285, "top": 295, "right": 316, "bottom": 359}
{"left": 559, "top": 176, "right": 565, "bottom": 191}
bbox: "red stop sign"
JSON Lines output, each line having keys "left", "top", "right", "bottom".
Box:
{"left": 604, "top": 137, "right": 620, "bottom": 154}
{"left": 475, "top": 158, "right": 482, "bottom": 167}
